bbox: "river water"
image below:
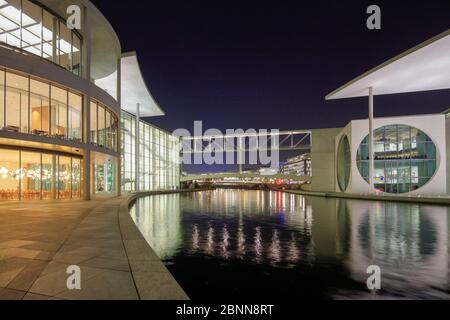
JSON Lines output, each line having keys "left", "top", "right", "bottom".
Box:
{"left": 129, "top": 189, "right": 450, "bottom": 300}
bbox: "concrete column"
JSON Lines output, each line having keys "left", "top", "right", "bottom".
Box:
{"left": 82, "top": 6, "right": 91, "bottom": 81}
{"left": 369, "top": 87, "right": 375, "bottom": 193}
{"left": 116, "top": 58, "right": 122, "bottom": 196}
{"left": 82, "top": 5, "right": 92, "bottom": 200}
{"left": 135, "top": 103, "right": 140, "bottom": 192}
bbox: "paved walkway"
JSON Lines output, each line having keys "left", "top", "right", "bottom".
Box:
{"left": 0, "top": 196, "right": 189, "bottom": 300}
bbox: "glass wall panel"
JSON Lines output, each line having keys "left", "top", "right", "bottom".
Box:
{"left": 106, "top": 161, "right": 116, "bottom": 193}
{"left": 90, "top": 101, "right": 97, "bottom": 145}
{"left": 41, "top": 153, "right": 56, "bottom": 200}
{"left": 357, "top": 125, "right": 438, "bottom": 194}
{"left": 6, "top": 72, "right": 29, "bottom": 133}
{"left": 30, "top": 78, "right": 49, "bottom": 135}
{"left": 97, "top": 104, "right": 105, "bottom": 147}
{"left": 21, "top": 0, "right": 42, "bottom": 57}
{"left": 0, "top": 0, "right": 21, "bottom": 48}
{"left": 0, "top": 147, "right": 82, "bottom": 201}
{"left": 0, "top": 149, "right": 20, "bottom": 200}
{"left": 0, "top": 1, "right": 82, "bottom": 75}
{"left": 50, "top": 85, "right": 67, "bottom": 138}
{"left": 105, "top": 109, "right": 111, "bottom": 150}
{"left": 0, "top": 70, "right": 4, "bottom": 129}
{"left": 58, "top": 156, "right": 71, "bottom": 199}
{"left": 72, "top": 33, "right": 81, "bottom": 76}
{"left": 58, "top": 21, "right": 72, "bottom": 71}
{"left": 120, "top": 111, "right": 180, "bottom": 193}
{"left": 121, "top": 111, "right": 135, "bottom": 191}
{"left": 21, "top": 151, "right": 41, "bottom": 200}
{"left": 72, "top": 158, "right": 81, "bottom": 199}
{"left": 68, "top": 91, "right": 82, "bottom": 141}
{"left": 42, "top": 9, "right": 54, "bottom": 62}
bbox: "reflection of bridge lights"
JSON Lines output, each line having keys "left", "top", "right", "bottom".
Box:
{"left": 206, "top": 226, "right": 215, "bottom": 255}
{"left": 221, "top": 225, "right": 230, "bottom": 259}
{"left": 192, "top": 225, "right": 200, "bottom": 252}
{"left": 269, "top": 230, "right": 281, "bottom": 264}
{"left": 237, "top": 227, "right": 246, "bottom": 258}
{"left": 287, "top": 233, "right": 300, "bottom": 264}
{"left": 254, "top": 227, "right": 263, "bottom": 263}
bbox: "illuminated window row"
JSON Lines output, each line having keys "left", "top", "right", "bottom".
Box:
{"left": 90, "top": 99, "right": 119, "bottom": 152}
{"left": 0, "top": 68, "right": 83, "bottom": 141}
{"left": 0, "top": 0, "right": 82, "bottom": 75}
{"left": 121, "top": 111, "right": 180, "bottom": 192}
{"left": 0, "top": 147, "right": 82, "bottom": 201}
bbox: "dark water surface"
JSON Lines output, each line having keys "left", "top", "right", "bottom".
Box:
{"left": 129, "top": 190, "right": 450, "bottom": 300}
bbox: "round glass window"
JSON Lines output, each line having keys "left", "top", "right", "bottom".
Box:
{"left": 337, "top": 135, "right": 351, "bottom": 192}
{"left": 356, "top": 125, "right": 438, "bottom": 194}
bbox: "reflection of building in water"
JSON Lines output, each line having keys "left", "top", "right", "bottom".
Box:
{"left": 183, "top": 190, "right": 312, "bottom": 232}
{"left": 180, "top": 190, "right": 314, "bottom": 265}
{"left": 347, "top": 201, "right": 449, "bottom": 295}
{"left": 309, "top": 197, "right": 351, "bottom": 260}
{"left": 129, "top": 194, "right": 183, "bottom": 260}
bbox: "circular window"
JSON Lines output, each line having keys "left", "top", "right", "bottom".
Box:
{"left": 356, "top": 125, "right": 438, "bottom": 194}
{"left": 337, "top": 135, "right": 351, "bottom": 192}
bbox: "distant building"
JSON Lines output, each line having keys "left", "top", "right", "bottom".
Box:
{"left": 281, "top": 154, "right": 312, "bottom": 176}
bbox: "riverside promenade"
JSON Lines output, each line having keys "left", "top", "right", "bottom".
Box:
{"left": 0, "top": 192, "right": 190, "bottom": 300}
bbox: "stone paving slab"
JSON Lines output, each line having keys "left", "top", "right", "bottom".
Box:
{"left": 0, "top": 193, "right": 191, "bottom": 301}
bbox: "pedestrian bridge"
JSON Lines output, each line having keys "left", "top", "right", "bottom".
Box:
{"left": 180, "top": 172, "right": 312, "bottom": 183}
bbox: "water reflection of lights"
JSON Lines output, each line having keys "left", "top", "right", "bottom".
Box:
{"left": 132, "top": 190, "right": 450, "bottom": 299}
{"left": 237, "top": 227, "right": 246, "bottom": 258}
{"left": 269, "top": 230, "right": 281, "bottom": 264}
{"left": 206, "top": 226, "right": 215, "bottom": 255}
{"left": 221, "top": 225, "right": 230, "bottom": 259}
{"left": 287, "top": 233, "right": 300, "bottom": 264}
{"left": 191, "top": 225, "right": 200, "bottom": 252}
{"left": 254, "top": 227, "right": 263, "bottom": 263}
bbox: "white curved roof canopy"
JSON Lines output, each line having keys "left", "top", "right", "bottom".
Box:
{"left": 121, "top": 52, "right": 165, "bottom": 117}
{"left": 326, "top": 29, "right": 450, "bottom": 100}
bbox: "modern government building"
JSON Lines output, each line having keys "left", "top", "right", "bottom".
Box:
{"left": 0, "top": 0, "right": 180, "bottom": 201}
{"left": 309, "top": 29, "right": 450, "bottom": 197}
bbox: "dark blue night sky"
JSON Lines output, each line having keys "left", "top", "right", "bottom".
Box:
{"left": 91, "top": 0, "right": 450, "bottom": 134}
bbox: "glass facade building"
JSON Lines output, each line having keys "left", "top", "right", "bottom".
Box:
{"left": 0, "top": 1, "right": 180, "bottom": 201}
{"left": 0, "top": 68, "right": 83, "bottom": 141}
{"left": 357, "top": 125, "right": 438, "bottom": 194}
{"left": 0, "top": 147, "right": 82, "bottom": 200}
{"left": 0, "top": 0, "right": 82, "bottom": 75}
{"left": 122, "top": 111, "right": 181, "bottom": 192}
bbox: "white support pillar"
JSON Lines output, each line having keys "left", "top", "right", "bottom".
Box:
{"left": 135, "top": 103, "right": 141, "bottom": 192}
{"left": 238, "top": 136, "right": 244, "bottom": 174}
{"left": 369, "top": 87, "right": 375, "bottom": 193}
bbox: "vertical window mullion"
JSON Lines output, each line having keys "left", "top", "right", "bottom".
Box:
{"left": 20, "top": 0, "right": 23, "bottom": 50}
{"left": 48, "top": 84, "right": 51, "bottom": 135}
{"left": 66, "top": 89, "right": 69, "bottom": 139}
{"left": 19, "top": 151, "right": 22, "bottom": 201}
{"left": 3, "top": 71, "right": 6, "bottom": 129}
{"left": 28, "top": 77, "right": 30, "bottom": 134}
{"left": 41, "top": 8, "right": 44, "bottom": 58}
{"left": 40, "top": 153, "right": 43, "bottom": 200}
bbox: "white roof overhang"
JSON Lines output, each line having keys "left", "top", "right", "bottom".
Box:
{"left": 120, "top": 52, "right": 165, "bottom": 117}
{"left": 326, "top": 29, "right": 450, "bottom": 100}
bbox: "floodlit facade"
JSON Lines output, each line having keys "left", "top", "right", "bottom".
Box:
{"left": 323, "top": 29, "right": 450, "bottom": 196}
{"left": 281, "top": 154, "right": 312, "bottom": 177}
{"left": 335, "top": 114, "right": 446, "bottom": 195}
{"left": 122, "top": 111, "right": 180, "bottom": 192}
{"left": 0, "top": 0, "right": 180, "bottom": 201}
